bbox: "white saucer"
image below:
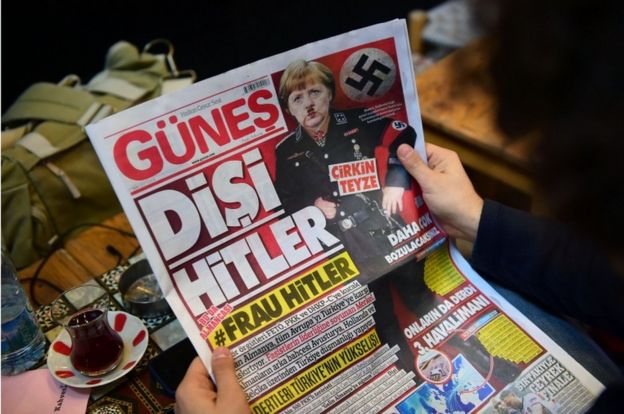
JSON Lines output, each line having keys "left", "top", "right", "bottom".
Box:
{"left": 47, "top": 311, "right": 148, "bottom": 388}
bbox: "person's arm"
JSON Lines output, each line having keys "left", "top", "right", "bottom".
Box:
{"left": 472, "top": 199, "right": 624, "bottom": 337}
{"left": 274, "top": 140, "right": 309, "bottom": 214}
{"left": 385, "top": 125, "right": 417, "bottom": 189}
{"left": 397, "top": 143, "right": 624, "bottom": 338}
{"left": 381, "top": 124, "right": 417, "bottom": 214}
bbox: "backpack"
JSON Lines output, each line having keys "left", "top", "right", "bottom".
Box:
{"left": 1, "top": 40, "right": 195, "bottom": 268}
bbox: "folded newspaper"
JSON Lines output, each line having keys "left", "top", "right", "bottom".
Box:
{"left": 87, "top": 20, "right": 604, "bottom": 413}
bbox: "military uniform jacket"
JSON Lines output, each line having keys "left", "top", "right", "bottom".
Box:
{"left": 275, "top": 107, "right": 416, "bottom": 215}
{"left": 274, "top": 108, "right": 416, "bottom": 279}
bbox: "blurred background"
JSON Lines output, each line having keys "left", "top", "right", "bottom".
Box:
{"left": 2, "top": 0, "right": 447, "bottom": 108}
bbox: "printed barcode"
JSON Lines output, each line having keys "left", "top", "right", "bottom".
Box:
{"left": 243, "top": 78, "right": 271, "bottom": 94}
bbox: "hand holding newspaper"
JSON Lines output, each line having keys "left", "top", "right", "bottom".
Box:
{"left": 87, "top": 20, "right": 604, "bottom": 413}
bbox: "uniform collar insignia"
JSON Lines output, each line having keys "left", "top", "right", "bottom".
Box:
{"left": 333, "top": 112, "right": 347, "bottom": 125}
{"left": 287, "top": 151, "right": 306, "bottom": 160}
{"left": 295, "top": 125, "right": 303, "bottom": 142}
{"left": 344, "top": 128, "right": 359, "bottom": 137}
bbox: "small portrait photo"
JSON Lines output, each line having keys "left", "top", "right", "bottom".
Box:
{"left": 416, "top": 349, "right": 452, "bottom": 383}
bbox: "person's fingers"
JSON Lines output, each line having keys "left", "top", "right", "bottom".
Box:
{"left": 211, "top": 348, "right": 248, "bottom": 405}
{"left": 386, "top": 198, "right": 394, "bottom": 215}
{"left": 317, "top": 198, "right": 336, "bottom": 208}
{"left": 382, "top": 195, "right": 394, "bottom": 215}
{"left": 314, "top": 197, "right": 337, "bottom": 219}
{"left": 424, "top": 143, "right": 461, "bottom": 172}
{"left": 424, "top": 142, "right": 445, "bottom": 157}
{"left": 397, "top": 144, "right": 432, "bottom": 184}
{"left": 187, "top": 357, "right": 214, "bottom": 381}
{"left": 396, "top": 197, "right": 403, "bottom": 213}
{"left": 181, "top": 357, "right": 216, "bottom": 393}
{"left": 425, "top": 142, "right": 456, "bottom": 159}
{"left": 175, "top": 357, "right": 217, "bottom": 414}
{"left": 324, "top": 203, "right": 337, "bottom": 218}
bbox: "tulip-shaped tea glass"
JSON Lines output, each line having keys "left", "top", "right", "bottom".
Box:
{"left": 50, "top": 285, "right": 124, "bottom": 376}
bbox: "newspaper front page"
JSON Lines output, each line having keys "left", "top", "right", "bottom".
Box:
{"left": 86, "top": 20, "right": 604, "bottom": 413}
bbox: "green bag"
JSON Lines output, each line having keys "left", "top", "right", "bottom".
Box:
{"left": 1, "top": 40, "right": 195, "bottom": 268}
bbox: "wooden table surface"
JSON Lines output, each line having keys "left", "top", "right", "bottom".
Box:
{"left": 416, "top": 40, "right": 538, "bottom": 209}
{"left": 17, "top": 212, "right": 180, "bottom": 413}
{"left": 18, "top": 213, "right": 140, "bottom": 307}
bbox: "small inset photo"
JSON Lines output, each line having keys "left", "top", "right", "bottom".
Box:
{"left": 416, "top": 349, "right": 452, "bottom": 383}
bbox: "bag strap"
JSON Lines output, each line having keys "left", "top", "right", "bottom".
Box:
{"left": 2, "top": 41, "right": 169, "bottom": 128}
{"left": 85, "top": 41, "right": 170, "bottom": 102}
{"left": 2, "top": 83, "right": 98, "bottom": 126}
{"left": 2, "top": 39, "right": 194, "bottom": 168}
{"left": 2, "top": 126, "right": 85, "bottom": 171}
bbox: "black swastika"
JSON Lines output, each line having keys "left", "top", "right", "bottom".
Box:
{"left": 345, "top": 54, "right": 391, "bottom": 96}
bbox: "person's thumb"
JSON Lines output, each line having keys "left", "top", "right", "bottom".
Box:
{"left": 397, "top": 144, "right": 432, "bottom": 184}
{"left": 211, "top": 347, "right": 248, "bottom": 405}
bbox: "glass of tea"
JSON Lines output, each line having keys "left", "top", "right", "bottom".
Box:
{"left": 50, "top": 284, "right": 124, "bottom": 376}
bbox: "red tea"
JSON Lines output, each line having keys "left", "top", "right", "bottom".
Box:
{"left": 67, "top": 309, "right": 124, "bottom": 376}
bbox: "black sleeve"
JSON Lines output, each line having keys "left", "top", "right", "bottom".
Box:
{"left": 471, "top": 200, "right": 624, "bottom": 339}
{"left": 274, "top": 144, "right": 305, "bottom": 214}
{"left": 385, "top": 125, "right": 416, "bottom": 189}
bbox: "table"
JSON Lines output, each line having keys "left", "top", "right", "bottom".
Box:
{"left": 416, "top": 40, "right": 539, "bottom": 211}
{"left": 19, "top": 214, "right": 188, "bottom": 414}
{"left": 19, "top": 213, "right": 140, "bottom": 307}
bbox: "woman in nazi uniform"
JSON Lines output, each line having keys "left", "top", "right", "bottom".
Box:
{"left": 274, "top": 59, "right": 417, "bottom": 282}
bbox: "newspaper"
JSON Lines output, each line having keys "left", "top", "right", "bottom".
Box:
{"left": 86, "top": 20, "right": 604, "bottom": 413}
